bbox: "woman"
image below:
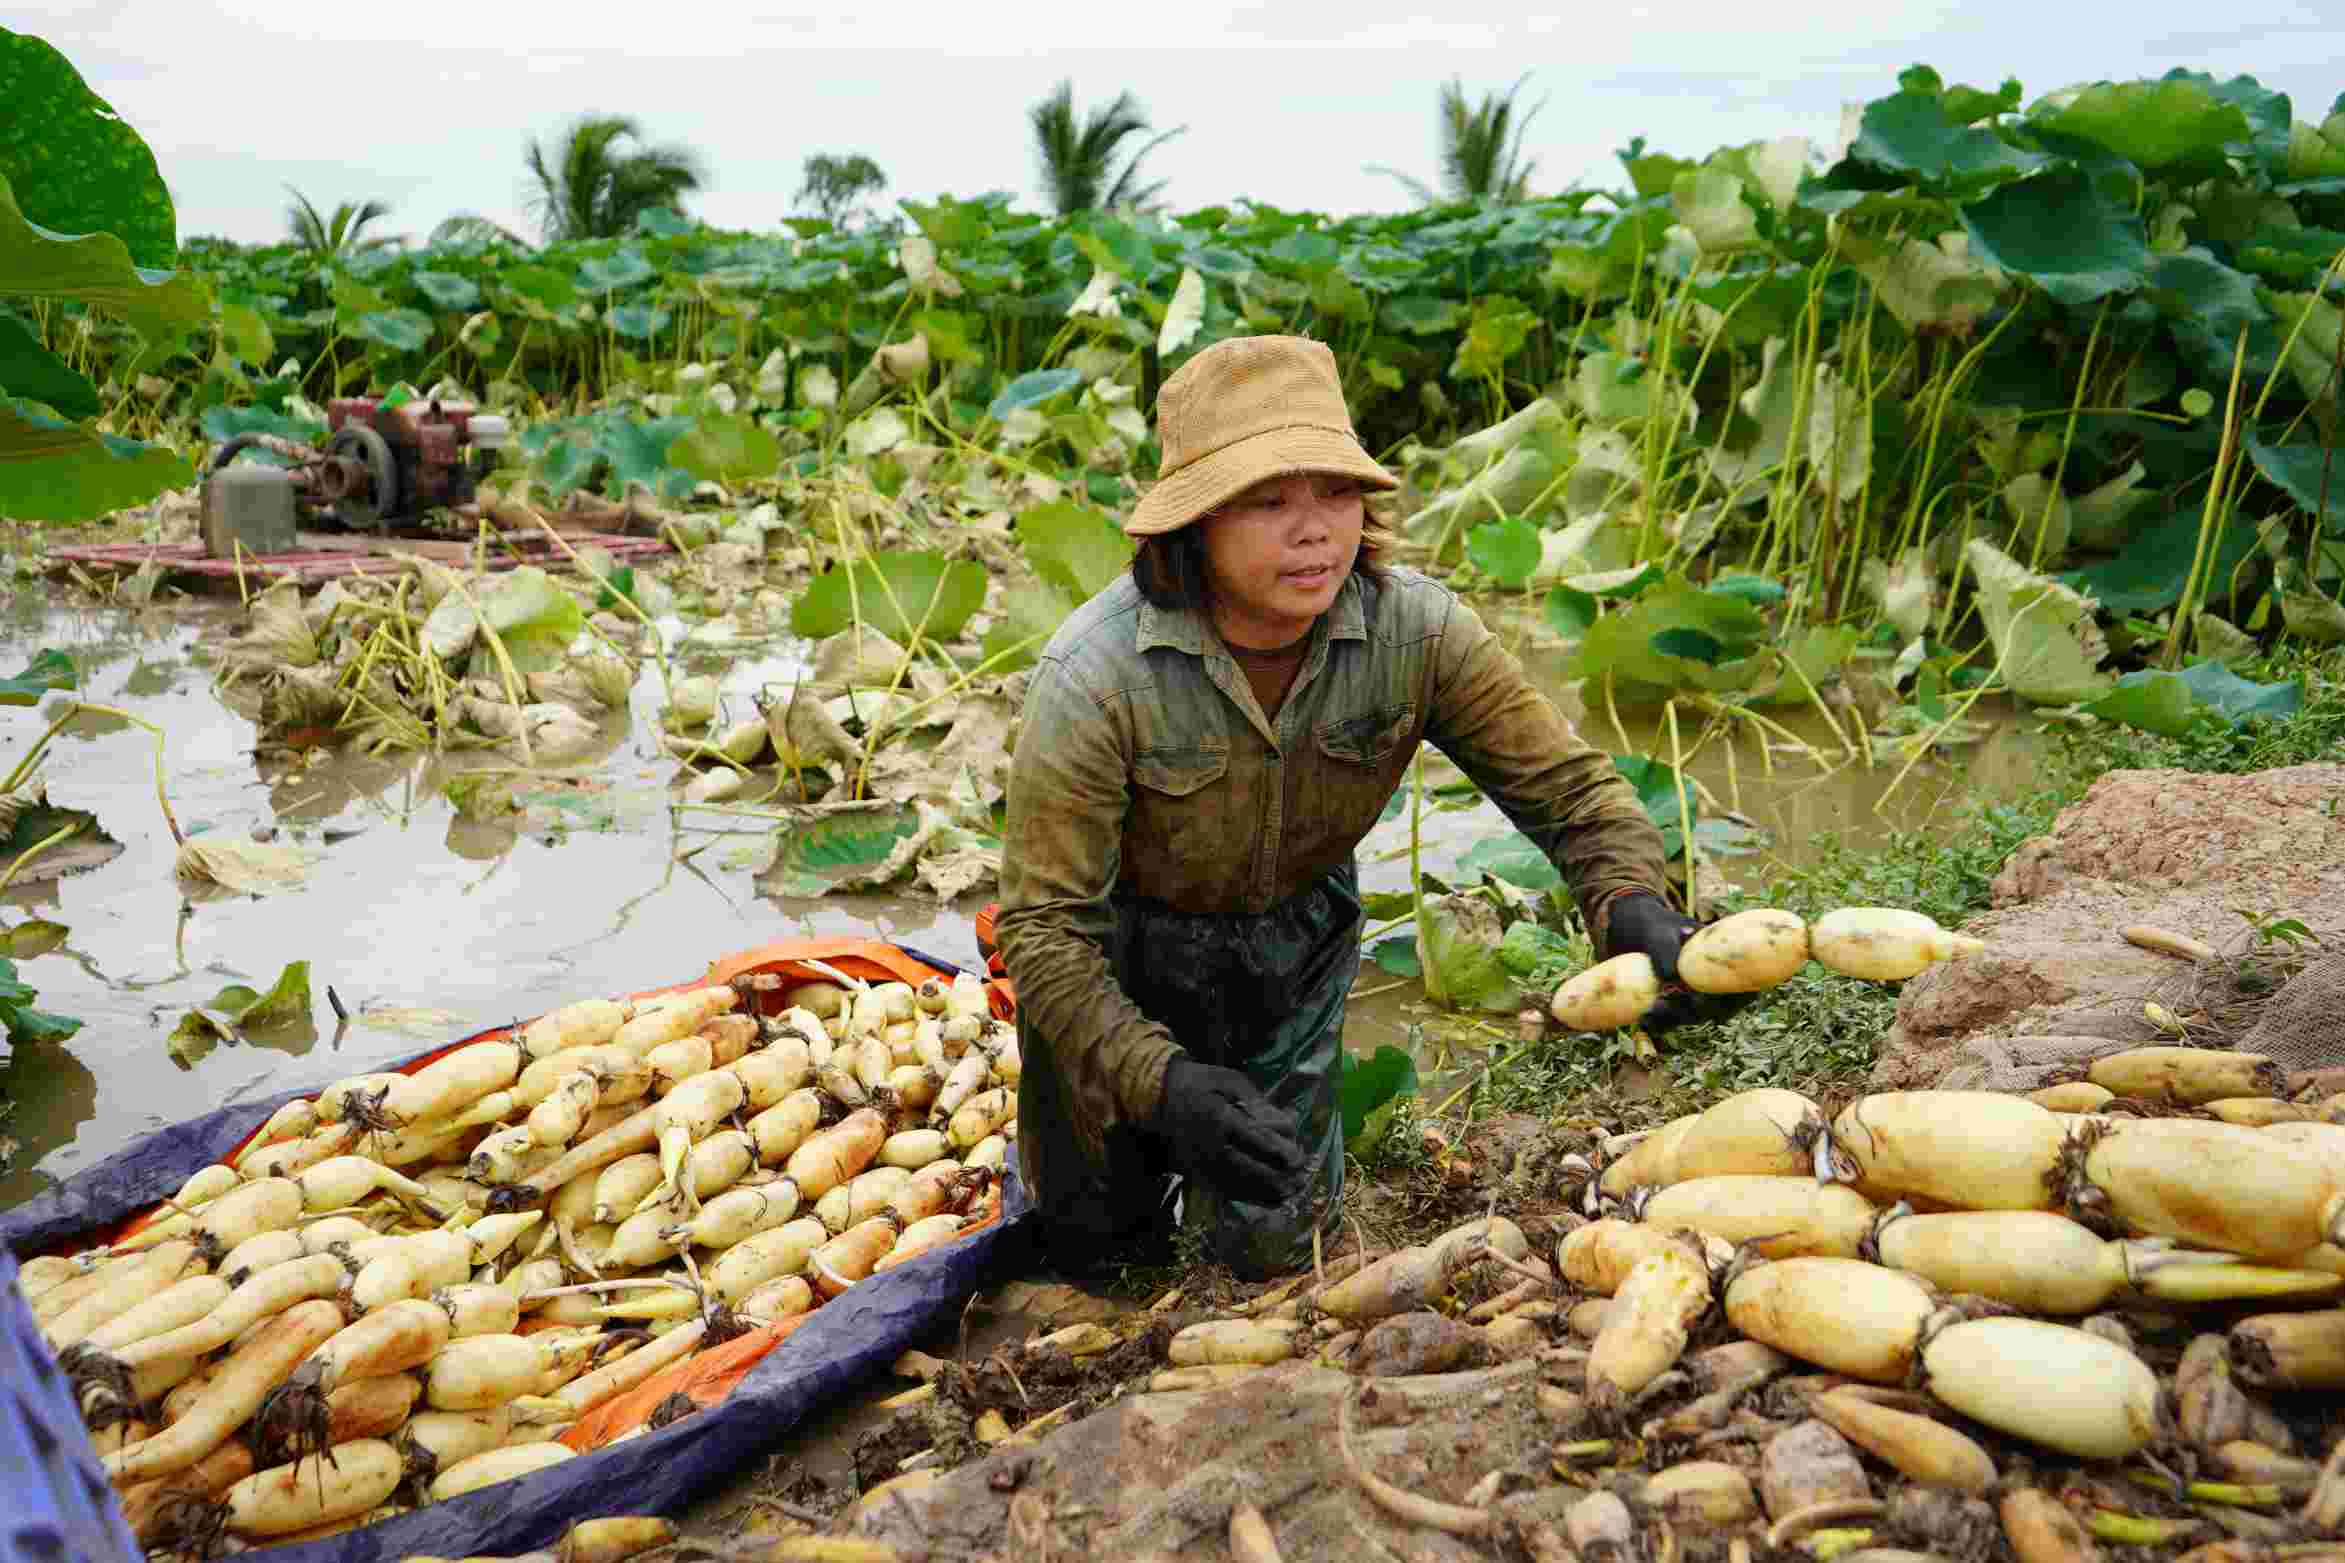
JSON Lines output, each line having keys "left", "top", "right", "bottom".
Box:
{"left": 991, "top": 334, "right": 1709, "bottom": 1279}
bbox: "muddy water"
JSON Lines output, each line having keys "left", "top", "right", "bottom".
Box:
{"left": 0, "top": 584, "right": 2043, "bottom": 1210}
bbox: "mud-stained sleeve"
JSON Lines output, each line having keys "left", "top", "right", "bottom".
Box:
{"left": 991, "top": 656, "right": 1181, "bottom": 1157}
{"left": 1422, "top": 593, "right": 1671, "bottom": 935}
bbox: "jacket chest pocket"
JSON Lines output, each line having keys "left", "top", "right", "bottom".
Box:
{"left": 1306, "top": 701, "right": 1418, "bottom": 846}
{"left": 1133, "top": 744, "right": 1228, "bottom": 797}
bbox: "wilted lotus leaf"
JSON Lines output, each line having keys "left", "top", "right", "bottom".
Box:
{"left": 576, "top": 653, "right": 636, "bottom": 709}
{"left": 262, "top": 666, "right": 345, "bottom": 730}
{"left": 898, "top": 236, "right": 963, "bottom": 298}
{"left": 467, "top": 700, "right": 603, "bottom": 765}
{"left": 1999, "top": 473, "right": 2074, "bottom": 560}
{"left": 2194, "top": 612, "right": 2259, "bottom": 667}
{"left": 1843, "top": 231, "right": 2005, "bottom": 332}
{"left": 811, "top": 626, "right": 943, "bottom": 696}
{"left": 223, "top": 582, "right": 319, "bottom": 673}
{"left": 1806, "top": 364, "right": 1872, "bottom": 501}
{"left": 2069, "top": 461, "right": 2154, "bottom": 552}
{"left": 847, "top": 407, "right": 909, "bottom": 458}
{"left": 767, "top": 680, "right": 863, "bottom": 771}
{"left": 2279, "top": 580, "right": 2345, "bottom": 643}
{"left": 1964, "top": 538, "right": 2113, "bottom": 704}
{"left": 1068, "top": 270, "right": 1121, "bottom": 319}
{"left": 396, "top": 554, "right": 463, "bottom": 613}
{"left": 663, "top": 675, "right": 719, "bottom": 732}
{"left": 1159, "top": 267, "right": 1207, "bottom": 357}
{"left": 1415, "top": 892, "right": 1522, "bottom": 1013}
{"left": 876, "top": 334, "right": 931, "bottom": 384}
{"left": 1671, "top": 168, "right": 1759, "bottom": 253}
{"left": 1861, "top": 547, "right": 1937, "bottom": 639}
{"left": 798, "top": 364, "right": 839, "bottom": 409}
{"left": 176, "top": 836, "right": 320, "bottom": 896}
{"left": 1705, "top": 336, "right": 1799, "bottom": 490}
{"left": 683, "top": 768, "right": 745, "bottom": 805}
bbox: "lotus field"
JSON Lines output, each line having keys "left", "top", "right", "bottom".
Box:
{"left": 12, "top": 55, "right": 2345, "bottom": 744}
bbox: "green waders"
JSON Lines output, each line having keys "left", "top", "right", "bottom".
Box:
{"left": 1015, "top": 864, "right": 1359, "bottom": 1281}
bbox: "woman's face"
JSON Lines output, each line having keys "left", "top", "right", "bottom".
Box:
{"left": 1196, "top": 472, "right": 1366, "bottom": 649}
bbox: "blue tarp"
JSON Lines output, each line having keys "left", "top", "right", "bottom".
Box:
{"left": 0, "top": 951, "right": 1035, "bottom": 1563}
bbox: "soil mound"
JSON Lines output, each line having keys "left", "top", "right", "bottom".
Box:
{"left": 1872, "top": 762, "right": 2345, "bottom": 1090}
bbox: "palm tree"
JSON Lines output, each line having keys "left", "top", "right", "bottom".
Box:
{"left": 794, "top": 152, "right": 889, "bottom": 229}
{"left": 284, "top": 189, "right": 399, "bottom": 258}
{"left": 522, "top": 114, "right": 707, "bottom": 243}
{"left": 1368, "top": 75, "right": 1545, "bottom": 206}
{"left": 1027, "top": 82, "right": 1185, "bottom": 216}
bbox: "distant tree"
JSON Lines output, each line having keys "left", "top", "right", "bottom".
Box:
{"left": 794, "top": 152, "right": 889, "bottom": 229}
{"left": 522, "top": 114, "right": 707, "bottom": 243}
{"left": 284, "top": 189, "right": 398, "bottom": 259}
{"left": 1027, "top": 81, "right": 1185, "bottom": 215}
{"left": 1368, "top": 75, "right": 1545, "bottom": 205}
{"left": 427, "top": 214, "right": 537, "bottom": 250}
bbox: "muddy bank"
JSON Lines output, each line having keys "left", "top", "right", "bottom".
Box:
{"left": 1873, "top": 761, "right": 2345, "bottom": 1091}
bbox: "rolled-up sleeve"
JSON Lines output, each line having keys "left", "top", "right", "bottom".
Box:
{"left": 1423, "top": 593, "right": 1670, "bottom": 937}
{"left": 991, "top": 656, "right": 1180, "bottom": 1157}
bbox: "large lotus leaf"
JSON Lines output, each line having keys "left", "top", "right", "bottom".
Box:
{"left": 1543, "top": 205, "right": 1674, "bottom": 302}
{"left": 980, "top": 579, "right": 1075, "bottom": 672}
{"left": 1671, "top": 168, "right": 1757, "bottom": 253}
{"left": 410, "top": 270, "right": 481, "bottom": 312}
{"left": 0, "top": 313, "right": 95, "bottom": 419}
{"left": 1414, "top": 892, "right": 1521, "bottom": 1012}
{"left": 353, "top": 308, "right": 432, "bottom": 353}
{"left": 1962, "top": 168, "right": 2149, "bottom": 307}
{"left": 760, "top": 808, "right": 923, "bottom": 899}
{"left": 1407, "top": 397, "right": 1569, "bottom": 485}
{"left": 2246, "top": 436, "right": 2344, "bottom": 533}
{"left": 1384, "top": 294, "right": 1463, "bottom": 334}
{"left": 1458, "top": 831, "right": 1562, "bottom": 893}
{"left": 1847, "top": 87, "right": 2050, "bottom": 195}
{"left": 2289, "top": 120, "right": 2345, "bottom": 180}
{"left": 0, "top": 394, "right": 191, "bottom": 523}
{"left": 1466, "top": 517, "right": 1542, "bottom": 587}
{"left": 2263, "top": 291, "right": 2345, "bottom": 406}
{"left": 2144, "top": 250, "right": 2266, "bottom": 344}
{"left": 2000, "top": 473, "right": 2074, "bottom": 561}
{"left": 668, "top": 412, "right": 779, "bottom": 486}
{"left": 499, "top": 264, "right": 578, "bottom": 315}
{"left": 420, "top": 567, "right": 586, "bottom": 674}
{"left": 2165, "top": 69, "right": 2294, "bottom": 180}
{"left": 607, "top": 302, "right": 672, "bottom": 341}
{"left": 1405, "top": 446, "right": 1562, "bottom": 561}
{"left": 1569, "top": 579, "right": 1769, "bottom": 698}
{"left": 1451, "top": 296, "right": 1536, "bottom": 380}
{"left": 577, "top": 247, "right": 655, "bottom": 292}
{"left": 2087, "top": 661, "right": 2302, "bottom": 737}
{"left": 1687, "top": 265, "right": 1812, "bottom": 347}
{"left": 987, "top": 367, "right": 1083, "bottom": 420}
{"left": 0, "top": 175, "right": 205, "bottom": 349}
{"left": 1965, "top": 537, "right": 2113, "bottom": 705}
{"left": 0, "top": 648, "right": 73, "bottom": 706}
{"left": 1842, "top": 231, "right": 2005, "bottom": 332}
{"left": 2029, "top": 77, "right": 2248, "bottom": 173}
{"left": 1339, "top": 1044, "right": 1419, "bottom": 1157}
{"left": 1015, "top": 499, "right": 1132, "bottom": 604}
{"left": 0, "top": 31, "right": 174, "bottom": 270}
{"left": 2234, "top": 227, "right": 2345, "bottom": 287}
{"left": 792, "top": 550, "right": 988, "bottom": 645}
{"left": 218, "top": 298, "right": 274, "bottom": 367}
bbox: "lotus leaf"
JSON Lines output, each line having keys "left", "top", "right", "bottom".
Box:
{"left": 1842, "top": 231, "right": 2005, "bottom": 332}
{"left": 0, "top": 315, "right": 97, "bottom": 419}
{"left": 2030, "top": 77, "right": 2250, "bottom": 175}
{"left": 2062, "top": 505, "right": 2259, "bottom": 615}
{"left": 1965, "top": 538, "right": 2113, "bottom": 705}
{"left": 1466, "top": 517, "right": 1542, "bottom": 587}
{"left": 2086, "top": 661, "right": 2302, "bottom": 736}
{"left": 1861, "top": 548, "right": 1937, "bottom": 638}
{"left": 1962, "top": 168, "right": 2150, "bottom": 307}
{"left": 1671, "top": 169, "right": 1758, "bottom": 253}
{"left": 1414, "top": 892, "right": 1521, "bottom": 1012}
{"left": 791, "top": 549, "right": 986, "bottom": 645}
{"left": 175, "top": 836, "right": 320, "bottom": 896}
{"left": 1847, "top": 86, "right": 2050, "bottom": 195}
{"left": 2280, "top": 582, "right": 2345, "bottom": 643}
{"left": 0, "top": 649, "right": 75, "bottom": 706}
{"left": 670, "top": 411, "right": 779, "bottom": 486}
{"left": 2194, "top": 612, "right": 2260, "bottom": 667}
{"left": 1339, "top": 1044, "right": 1420, "bottom": 1157}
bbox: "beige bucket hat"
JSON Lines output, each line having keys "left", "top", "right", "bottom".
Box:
{"left": 1124, "top": 334, "right": 1398, "bottom": 538}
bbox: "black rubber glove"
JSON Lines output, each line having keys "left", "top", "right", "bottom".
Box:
{"left": 1151, "top": 1055, "right": 1310, "bottom": 1208}
{"left": 1602, "top": 890, "right": 1757, "bottom": 1037}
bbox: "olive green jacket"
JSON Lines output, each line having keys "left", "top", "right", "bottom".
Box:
{"left": 993, "top": 564, "right": 1669, "bottom": 1158}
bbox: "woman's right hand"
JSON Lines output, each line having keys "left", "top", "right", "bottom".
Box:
{"left": 1152, "top": 1056, "right": 1309, "bottom": 1208}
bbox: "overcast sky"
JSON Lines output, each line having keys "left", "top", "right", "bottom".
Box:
{"left": 48, "top": 2, "right": 2345, "bottom": 248}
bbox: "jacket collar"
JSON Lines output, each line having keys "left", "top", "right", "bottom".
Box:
{"left": 1134, "top": 570, "right": 1370, "bottom": 657}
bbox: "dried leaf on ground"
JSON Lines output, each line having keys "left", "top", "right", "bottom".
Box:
{"left": 175, "top": 835, "right": 320, "bottom": 895}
